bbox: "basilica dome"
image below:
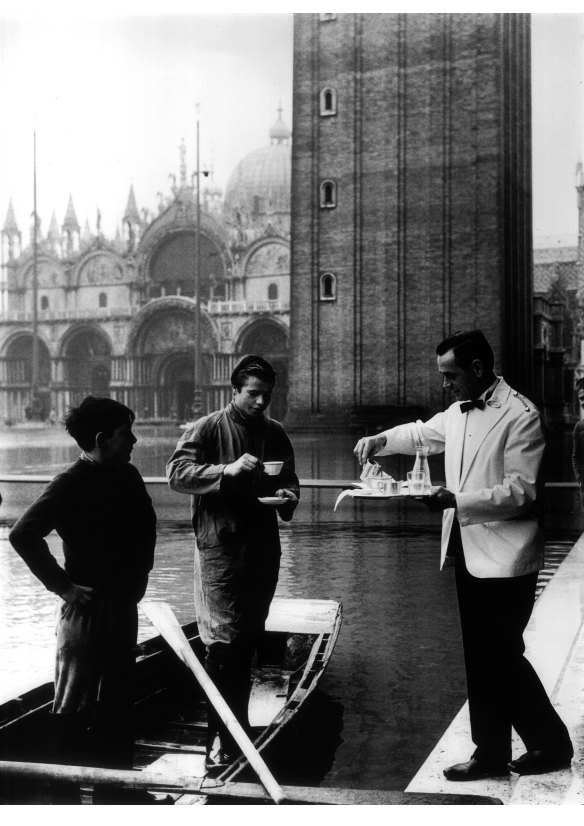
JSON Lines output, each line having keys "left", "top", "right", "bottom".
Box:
{"left": 224, "top": 109, "right": 291, "bottom": 217}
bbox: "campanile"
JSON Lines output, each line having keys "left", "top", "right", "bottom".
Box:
{"left": 288, "top": 13, "right": 533, "bottom": 427}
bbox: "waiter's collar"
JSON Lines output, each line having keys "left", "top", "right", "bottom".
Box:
{"left": 479, "top": 377, "right": 500, "bottom": 404}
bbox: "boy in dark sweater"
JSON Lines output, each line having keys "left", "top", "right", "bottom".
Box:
{"left": 9, "top": 397, "right": 156, "bottom": 804}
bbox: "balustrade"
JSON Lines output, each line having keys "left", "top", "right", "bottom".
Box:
{"left": 2, "top": 307, "right": 139, "bottom": 323}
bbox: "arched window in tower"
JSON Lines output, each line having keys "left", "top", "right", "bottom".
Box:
{"left": 320, "top": 180, "right": 337, "bottom": 209}
{"left": 99, "top": 292, "right": 108, "bottom": 308}
{"left": 40, "top": 295, "right": 49, "bottom": 310}
{"left": 320, "top": 272, "right": 337, "bottom": 301}
{"left": 268, "top": 283, "right": 279, "bottom": 301}
{"left": 320, "top": 87, "right": 337, "bottom": 116}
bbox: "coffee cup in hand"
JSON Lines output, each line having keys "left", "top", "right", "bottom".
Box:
{"left": 264, "top": 461, "right": 283, "bottom": 476}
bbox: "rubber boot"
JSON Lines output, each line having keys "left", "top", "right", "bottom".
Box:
{"left": 48, "top": 711, "right": 90, "bottom": 804}
{"left": 204, "top": 660, "right": 233, "bottom": 775}
{"left": 204, "top": 659, "right": 252, "bottom": 775}
{"left": 89, "top": 700, "right": 139, "bottom": 804}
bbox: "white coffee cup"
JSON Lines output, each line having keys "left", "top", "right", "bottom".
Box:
{"left": 264, "top": 461, "right": 283, "bottom": 476}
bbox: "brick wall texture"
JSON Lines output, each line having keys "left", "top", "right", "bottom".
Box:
{"left": 288, "top": 12, "right": 533, "bottom": 425}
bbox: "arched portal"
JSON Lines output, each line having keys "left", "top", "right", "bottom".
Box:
{"left": 236, "top": 320, "right": 289, "bottom": 421}
{"left": 62, "top": 327, "right": 112, "bottom": 402}
{"left": 157, "top": 352, "right": 212, "bottom": 421}
{"left": 3, "top": 333, "right": 52, "bottom": 420}
{"left": 4, "top": 334, "right": 51, "bottom": 386}
{"left": 127, "top": 299, "right": 219, "bottom": 417}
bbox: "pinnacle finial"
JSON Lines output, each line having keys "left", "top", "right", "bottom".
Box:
{"left": 180, "top": 139, "right": 187, "bottom": 187}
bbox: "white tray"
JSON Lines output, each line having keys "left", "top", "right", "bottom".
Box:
{"left": 334, "top": 488, "right": 430, "bottom": 511}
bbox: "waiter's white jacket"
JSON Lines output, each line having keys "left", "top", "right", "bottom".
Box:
{"left": 375, "top": 378, "right": 545, "bottom": 578}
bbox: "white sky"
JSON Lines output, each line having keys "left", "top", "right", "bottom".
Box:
{"left": 0, "top": 6, "right": 582, "bottom": 246}
{"left": 0, "top": 9, "right": 294, "bottom": 239}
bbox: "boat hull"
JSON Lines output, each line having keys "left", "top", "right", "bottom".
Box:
{"left": 0, "top": 597, "right": 342, "bottom": 805}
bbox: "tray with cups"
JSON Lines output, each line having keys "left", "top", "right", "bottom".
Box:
{"left": 333, "top": 461, "right": 430, "bottom": 511}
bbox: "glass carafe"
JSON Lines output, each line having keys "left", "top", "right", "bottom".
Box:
{"left": 412, "top": 444, "right": 431, "bottom": 493}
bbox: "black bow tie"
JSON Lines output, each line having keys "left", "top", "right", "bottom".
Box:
{"left": 460, "top": 399, "right": 485, "bottom": 413}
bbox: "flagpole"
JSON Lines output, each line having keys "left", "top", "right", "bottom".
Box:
{"left": 31, "top": 131, "right": 39, "bottom": 410}
{"left": 193, "top": 105, "right": 202, "bottom": 416}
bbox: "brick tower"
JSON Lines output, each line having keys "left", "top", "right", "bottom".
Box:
{"left": 288, "top": 13, "right": 533, "bottom": 428}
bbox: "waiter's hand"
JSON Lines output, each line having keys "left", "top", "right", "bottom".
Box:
{"left": 353, "top": 434, "right": 387, "bottom": 465}
{"left": 224, "top": 453, "right": 263, "bottom": 478}
{"left": 425, "top": 486, "right": 457, "bottom": 512}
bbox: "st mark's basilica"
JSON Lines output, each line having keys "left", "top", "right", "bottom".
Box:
{"left": 0, "top": 110, "right": 292, "bottom": 425}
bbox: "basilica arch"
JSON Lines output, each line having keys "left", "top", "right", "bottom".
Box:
{"left": 147, "top": 229, "right": 228, "bottom": 301}
{"left": 235, "top": 318, "right": 289, "bottom": 421}
{"left": 127, "top": 297, "right": 220, "bottom": 418}
{"left": 60, "top": 324, "right": 113, "bottom": 402}
{"left": 1, "top": 331, "right": 52, "bottom": 421}
{"left": 137, "top": 203, "right": 233, "bottom": 303}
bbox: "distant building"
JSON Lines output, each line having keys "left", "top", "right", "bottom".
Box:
{"left": 0, "top": 112, "right": 292, "bottom": 424}
{"left": 288, "top": 12, "right": 534, "bottom": 429}
{"left": 532, "top": 162, "right": 584, "bottom": 426}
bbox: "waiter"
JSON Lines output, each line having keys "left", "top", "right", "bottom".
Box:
{"left": 354, "top": 329, "right": 573, "bottom": 781}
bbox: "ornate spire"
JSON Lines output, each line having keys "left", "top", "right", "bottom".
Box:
{"left": 2, "top": 200, "right": 19, "bottom": 235}
{"left": 62, "top": 195, "right": 80, "bottom": 233}
{"left": 62, "top": 195, "right": 80, "bottom": 257}
{"left": 179, "top": 138, "right": 187, "bottom": 187}
{"left": 2, "top": 200, "right": 22, "bottom": 261}
{"left": 576, "top": 161, "right": 584, "bottom": 190}
{"left": 46, "top": 212, "right": 61, "bottom": 254}
{"left": 124, "top": 185, "right": 140, "bottom": 224}
{"left": 47, "top": 212, "right": 60, "bottom": 241}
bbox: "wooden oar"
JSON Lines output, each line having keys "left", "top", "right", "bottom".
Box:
{"left": 140, "top": 600, "right": 285, "bottom": 805}
{"left": 0, "top": 760, "right": 503, "bottom": 805}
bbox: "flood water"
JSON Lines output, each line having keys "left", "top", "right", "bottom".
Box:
{"left": 0, "top": 424, "right": 578, "bottom": 792}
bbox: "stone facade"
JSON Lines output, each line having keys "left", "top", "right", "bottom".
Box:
{"left": 0, "top": 117, "right": 292, "bottom": 424}
{"left": 288, "top": 12, "right": 533, "bottom": 428}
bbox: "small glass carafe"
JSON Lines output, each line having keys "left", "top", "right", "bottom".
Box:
{"left": 412, "top": 444, "right": 431, "bottom": 492}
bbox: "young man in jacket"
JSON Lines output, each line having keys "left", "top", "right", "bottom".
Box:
{"left": 167, "top": 355, "right": 299, "bottom": 773}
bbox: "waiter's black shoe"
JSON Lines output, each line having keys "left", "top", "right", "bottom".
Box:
{"left": 508, "top": 749, "right": 573, "bottom": 775}
{"left": 444, "top": 756, "right": 510, "bottom": 781}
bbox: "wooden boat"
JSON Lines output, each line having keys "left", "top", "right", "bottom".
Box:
{"left": 0, "top": 596, "right": 342, "bottom": 805}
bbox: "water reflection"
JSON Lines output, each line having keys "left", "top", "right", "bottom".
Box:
{"left": 0, "top": 424, "right": 439, "bottom": 484}
{"left": 0, "top": 426, "right": 578, "bottom": 791}
{"left": 0, "top": 515, "right": 466, "bottom": 791}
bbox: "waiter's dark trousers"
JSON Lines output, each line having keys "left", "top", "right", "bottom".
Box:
{"left": 453, "top": 532, "right": 572, "bottom": 763}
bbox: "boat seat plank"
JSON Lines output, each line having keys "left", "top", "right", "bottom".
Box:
{"left": 135, "top": 739, "right": 206, "bottom": 754}
{"left": 265, "top": 598, "right": 338, "bottom": 634}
